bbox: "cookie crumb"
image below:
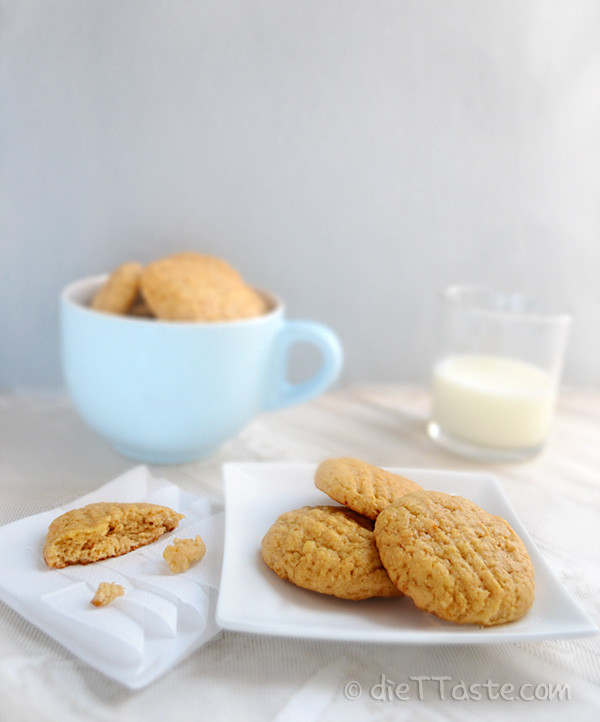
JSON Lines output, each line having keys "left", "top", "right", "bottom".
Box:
{"left": 163, "top": 535, "right": 206, "bottom": 573}
{"left": 91, "top": 582, "right": 124, "bottom": 607}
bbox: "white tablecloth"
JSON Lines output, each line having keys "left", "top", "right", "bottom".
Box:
{"left": 1, "top": 387, "right": 598, "bottom": 721}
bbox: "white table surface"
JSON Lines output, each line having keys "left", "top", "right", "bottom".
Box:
{"left": 1, "top": 387, "right": 599, "bottom": 721}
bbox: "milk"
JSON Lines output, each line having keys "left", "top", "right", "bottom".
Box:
{"left": 431, "top": 354, "right": 556, "bottom": 450}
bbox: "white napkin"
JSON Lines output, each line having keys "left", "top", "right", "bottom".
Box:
{"left": 0, "top": 466, "right": 223, "bottom": 689}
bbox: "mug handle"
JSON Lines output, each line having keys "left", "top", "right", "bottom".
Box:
{"left": 263, "top": 321, "right": 343, "bottom": 410}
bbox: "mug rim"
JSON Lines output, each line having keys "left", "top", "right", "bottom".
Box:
{"left": 61, "top": 274, "right": 284, "bottom": 327}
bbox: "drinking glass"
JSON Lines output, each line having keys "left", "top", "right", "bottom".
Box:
{"left": 427, "top": 285, "right": 571, "bottom": 462}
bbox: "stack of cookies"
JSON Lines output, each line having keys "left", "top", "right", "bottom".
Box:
{"left": 261, "top": 458, "right": 535, "bottom": 627}
{"left": 90, "top": 252, "right": 268, "bottom": 322}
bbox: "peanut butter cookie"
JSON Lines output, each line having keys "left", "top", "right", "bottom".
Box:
{"left": 315, "top": 458, "right": 422, "bottom": 520}
{"left": 43, "top": 502, "right": 184, "bottom": 568}
{"left": 261, "top": 505, "right": 401, "bottom": 600}
{"left": 140, "top": 252, "right": 267, "bottom": 321}
{"left": 374, "top": 490, "right": 535, "bottom": 626}
{"left": 90, "top": 262, "right": 143, "bottom": 314}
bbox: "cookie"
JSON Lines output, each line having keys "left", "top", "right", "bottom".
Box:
{"left": 163, "top": 535, "right": 206, "bottom": 573}
{"left": 261, "top": 505, "right": 401, "bottom": 600}
{"left": 90, "top": 582, "right": 124, "bottom": 607}
{"left": 43, "top": 502, "right": 184, "bottom": 568}
{"left": 90, "top": 262, "right": 143, "bottom": 314}
{"left": 315, "top": 457, "right": 422, "bottom": 520}
{"left": 140, "top": 251, "right": 267, "bottom": 321}
{"left": 374, "top": 491, "right": 535, "bottom": 626}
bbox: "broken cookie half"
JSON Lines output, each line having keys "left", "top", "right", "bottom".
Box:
{"left": 43, "top": 502, "right": 183, "bottom": 568}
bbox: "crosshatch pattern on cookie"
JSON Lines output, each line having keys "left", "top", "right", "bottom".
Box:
{"left": 315, "top": 457, "right": 422, "bottom": 520}
{"left": 261, "top": 505, "right": 401, "bottom": 600}
{"left": 374, "top": 491, "right": 535, "bottom": 626}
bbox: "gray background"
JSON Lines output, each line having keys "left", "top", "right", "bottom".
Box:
{"left": 1, "top": 0, "right": 598, "bottom": 392}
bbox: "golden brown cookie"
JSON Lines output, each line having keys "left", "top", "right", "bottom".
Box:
{"left": 374, "top": 491, "right": 535, "bottom": 626}
{"left": 90, "top": 262, "right": 143, "bottom": 314}
{"left": 90, "top": 582, "right": 125, "bottom": 607}
{"left": 43, "top": 502, "right": 184, "bottom": 568}
{"left": 261, "top": 505, "right": 401, "bottom": 600}
{"left": 163, "top": 535, "right": 206, "bottom": 573}
{"left": 315, "top": 458, "right": 422, "bottom": 520}
{"left": 140, "top": 251, "right": 267, "bottom": 321}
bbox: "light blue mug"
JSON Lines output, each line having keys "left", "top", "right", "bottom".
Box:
{"left": 61, "top": 275, "right": 343, "bottom": 463}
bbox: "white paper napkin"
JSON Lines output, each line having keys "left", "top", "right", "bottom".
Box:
{"left": 0, "top": 466, "right": 224, "bottom": 689}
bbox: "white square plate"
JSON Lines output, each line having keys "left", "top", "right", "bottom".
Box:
{"left": 216, "top": 463, "right": 597, "bottom": 644}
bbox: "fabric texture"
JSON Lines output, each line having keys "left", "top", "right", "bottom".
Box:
{"left": 0, "top": 388, "right": 598, "bottom": 720}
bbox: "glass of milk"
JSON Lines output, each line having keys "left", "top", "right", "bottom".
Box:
{"left": 427, "top": 285, "right": 571, "bottom": 462}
